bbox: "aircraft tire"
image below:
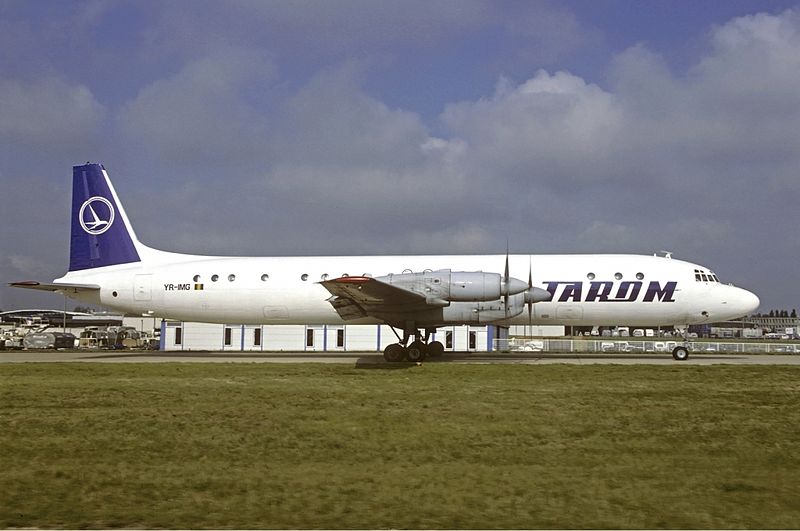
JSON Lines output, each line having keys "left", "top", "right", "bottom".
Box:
{"left": 672, "top": 346, "right": 689, "bottom": 361}
{"left": 384, "top": 343, "right": 405, "bottom": 362}
{"left": 406, "top": 341, "right": 427, "bottom": 362}
{"left": 427, "top": 341, "right": 445, "bottom": 357}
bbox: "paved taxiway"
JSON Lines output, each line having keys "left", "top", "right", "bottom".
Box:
{"left": 1, "top": 350, "right": 799, "bottom": 365}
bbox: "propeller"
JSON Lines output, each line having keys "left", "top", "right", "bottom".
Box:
{"left": 522, "top": 255, "right": 553, "bottom": 335}
{"left": 503, "top": 244, "right": 510, "bottom": 317}
{"left": 528, "top": 256, "right": 533, "bottom": 334}
{"left": 504, "top": 244, "right": 551, "bottom": 323}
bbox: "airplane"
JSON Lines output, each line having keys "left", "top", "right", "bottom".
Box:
{"left": 10, "top": 163, "right": 760, "bottom": 361}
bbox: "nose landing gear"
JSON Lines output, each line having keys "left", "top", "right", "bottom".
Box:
{"left": 672, "top": 325, "right": 691, "bottom": 361}
{"left": 671, "top": 345, "right": 690, "bottom": 361}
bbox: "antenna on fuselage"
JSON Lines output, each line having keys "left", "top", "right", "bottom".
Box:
{"left": 659, "top": 250, "right": 673, "bottom": 259}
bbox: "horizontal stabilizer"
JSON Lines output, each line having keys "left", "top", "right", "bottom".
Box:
{"left": 9, "top": 281, "right": 101, "bottom": 293}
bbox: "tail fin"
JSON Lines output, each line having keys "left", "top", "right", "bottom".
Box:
{"left": 69, "top": 163, "right": 141, "bottom": 271}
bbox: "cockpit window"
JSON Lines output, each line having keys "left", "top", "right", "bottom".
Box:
{"left": 695, "top": 269, "right": 720, "bottom": 282}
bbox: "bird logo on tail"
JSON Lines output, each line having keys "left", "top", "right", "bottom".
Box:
{"left": 79, "top": 196, "right": 115, "bottom": 235}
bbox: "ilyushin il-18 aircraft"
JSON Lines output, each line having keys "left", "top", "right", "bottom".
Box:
{"left": 11, "top": 163, "right": 760, "bottom": 361}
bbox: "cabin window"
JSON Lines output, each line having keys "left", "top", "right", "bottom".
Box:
{"left": 224, "top": 327, "right": 232, "bottom": 346}
{"left": 211, "top": 274, "right": 219, "bottom": 282}
{"left": 261, "top": 274, "right": 269, "bottom": 281}
{"left": 587, "top": 272, "right": 595, "bottom": 280}
{"left": 228, "top": 274, "right": 236, "bottom": 282}
{"left": 636, "top": 272, "right": 644, "bottom": 280}
{"left": 614, "top": 272, "right": 623, "bottom": 280}
{"left": 321, "top": 273, "right": 329, "bottom": 281}
{"left": 301, "top": 274, "right": 309, "bottom": 281}
{"left": 193, "top": 274, "right": 200, "bottom": 282}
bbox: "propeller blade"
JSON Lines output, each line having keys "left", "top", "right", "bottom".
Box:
{"left": 528, "top": 256, "right": 533, "bottom": 334}
{"left": 503, "top": 244, "right": 510, "bottom": 316}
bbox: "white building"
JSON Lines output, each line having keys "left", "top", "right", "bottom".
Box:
{"left": 158, "top": 321, "right": 566, "bottom": 353}
{"left": 160, "top": 322, "right": 500, "bottom": 352}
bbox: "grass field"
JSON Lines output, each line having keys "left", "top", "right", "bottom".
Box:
{"left": 2, "top": 363, "right": 799, "bottom": 529}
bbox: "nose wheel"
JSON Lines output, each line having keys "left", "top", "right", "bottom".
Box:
{"left": 671, "top": 346, "right": 689, "bottom": 361}
{"left": 672, "top": 325, "right": 691, "bottom": 361}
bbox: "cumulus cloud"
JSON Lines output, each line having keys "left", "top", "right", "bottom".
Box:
{"left": 118, "top": 47, "right": 276, "bottom": 167}
{"left": 443, "top": 70, "right": 622, "bottom": 189}
{"left": 3, "top": 5, "right": 800, "bottom": 312}
{"left": 0, "top": 77, "right": 106, "bottom": 152}
{"left": 143, "top": 0, "right": 489, "bottom": 62}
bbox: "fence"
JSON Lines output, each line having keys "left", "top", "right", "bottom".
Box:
{"left": 495, "top": 338, "right": 800, "bottom": 354}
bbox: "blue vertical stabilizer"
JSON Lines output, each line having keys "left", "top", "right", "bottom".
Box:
{"left": 69, "top": 163, "right": 141, "bottom": 271}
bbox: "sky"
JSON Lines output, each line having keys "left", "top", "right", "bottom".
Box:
{"left": 1, "top": 0, "right": 799, "bottom": 314}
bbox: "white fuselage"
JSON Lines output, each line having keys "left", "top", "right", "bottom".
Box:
{"left": 55, "top": 249, "right": 760, "bottom": 327}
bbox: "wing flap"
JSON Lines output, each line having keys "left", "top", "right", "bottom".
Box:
{"left": 327, "top": 296, "right": 368, "bottom": 320}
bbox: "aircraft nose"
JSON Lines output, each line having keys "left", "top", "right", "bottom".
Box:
{"left": 738, "top": 288, "right": 760, "bottom": 315}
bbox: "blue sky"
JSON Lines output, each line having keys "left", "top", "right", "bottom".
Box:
{"left": 1, "top": 0, "right": 799, "bottom": 314}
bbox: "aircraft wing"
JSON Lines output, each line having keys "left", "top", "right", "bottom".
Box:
{"left": 319, "top": 276, "right": 430, "bottom": 320}
{"left": 9, "top": 281, "right": 101, "bottom": 293}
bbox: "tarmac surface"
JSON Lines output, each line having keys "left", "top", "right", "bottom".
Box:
{"left": 2, "top": 350, "right": 800, "bottom": 365}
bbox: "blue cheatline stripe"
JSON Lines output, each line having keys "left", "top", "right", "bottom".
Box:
{"left": 487, "top": 325, "right": 494, "bottom": 351}
{"left": 323, "top": 325, "right": 328, "bottom": 351}
{"left": 304, "top": 325, "right": 307, "bottom": 351}
{"left": 181, "top": 322, "right": 184, "bottom": 351}
{"left": 159, "top": 320, "right": 165, "bottom": 351}
{"left": 377, "top": 325, "right": 381, "bottom": 351}
{"left": 240, "top": 325, "right": 245, "bottom": 351}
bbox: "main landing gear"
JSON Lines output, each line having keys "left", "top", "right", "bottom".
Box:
{"left": 383, "top": 327, "right": 445, "bottom": 362}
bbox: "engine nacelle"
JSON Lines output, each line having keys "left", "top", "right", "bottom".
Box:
{"left": 449, "top": 271, "right": 502, "bottom": 301}
{"left": 376, "top": 270, "right": 528, "bottom": 303}
{"left": 441, "top": 295, "right": 527, "bottom": 324}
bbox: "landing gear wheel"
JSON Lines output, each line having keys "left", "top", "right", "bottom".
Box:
{"left": 406, "top": 340, "right": 427, "bottom": 362}
{"left": 427, "top": 341, "right": 445, "bottom": 357}
{"left": 384, "top": 343, "right": 405, "bottom": 362}
{"left": 672, "top": 346, "right": 689, "bottom": 361}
